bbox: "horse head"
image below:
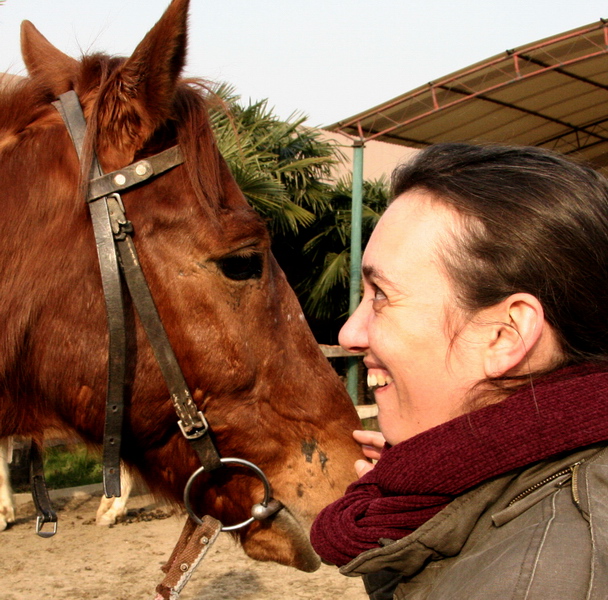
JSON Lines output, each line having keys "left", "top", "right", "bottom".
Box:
{"left": 0, "top": 0, "right": 362, "bottom": 571}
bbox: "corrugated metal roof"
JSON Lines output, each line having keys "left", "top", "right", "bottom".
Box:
{"left": 327, "top": 20, "right": 608, "bottom": 170}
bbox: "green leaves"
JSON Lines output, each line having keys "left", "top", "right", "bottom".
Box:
{"left": 295, "top": 175, "right": 390, "bottom": 325}
{"left": 207, "top": 84, "right": 339, "bottom": 235}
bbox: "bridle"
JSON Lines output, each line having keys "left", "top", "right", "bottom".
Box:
{"left": 30, "top": 90, "right": 283, "bottom": 555}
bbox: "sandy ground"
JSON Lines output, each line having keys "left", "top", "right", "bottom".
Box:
{"left": 2, "top": 489, "right": 369, "bottom": 600}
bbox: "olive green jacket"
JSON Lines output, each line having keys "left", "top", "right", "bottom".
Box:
{"left": 339, "top": 444, "right": 608, "bottom": 600}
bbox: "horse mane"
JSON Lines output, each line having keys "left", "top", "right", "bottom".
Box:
{"left": 0, "top": 74, "right": 51, "bottom": 152}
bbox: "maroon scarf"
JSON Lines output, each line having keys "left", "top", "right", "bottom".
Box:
{"left": 310, "top": 364, "right": 608, "bottom": 567}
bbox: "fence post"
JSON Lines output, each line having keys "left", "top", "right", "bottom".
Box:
{"left": 346, "top": 140, "right": 364, "bottom": 404}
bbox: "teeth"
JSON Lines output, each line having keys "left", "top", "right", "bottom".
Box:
{"left": 367, "top": 373, "right": 393, "bottom": 388}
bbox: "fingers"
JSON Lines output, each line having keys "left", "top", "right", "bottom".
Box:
{"left": 355, "top": 459, "right": 375, "bottom": 478}
{"left": 353, "top": 429, "right": 385, "bottom": 460}
{"left": 353, "top": 429, "right": 386, "bottom": 447}
{"left": 360, "top": 445, "right": 382, "bottom": 460}
{"left": 353, "top": 429, "right": 385, "bottom": 478}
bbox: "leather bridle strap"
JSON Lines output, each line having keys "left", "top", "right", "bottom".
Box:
{"left": 53, "top": 91, "right": 222, "bottom": 498}
{"left": 53, "top": 91, "right": 127, "bottom": 497}
{"left": 87, "top": 145, "right": 184, "bottom": 202}
{"left": 113, "top": 227, "right": 222, "bottom": 469}
{"left": 52, "top": 91, "right": 283, "bottom": 597}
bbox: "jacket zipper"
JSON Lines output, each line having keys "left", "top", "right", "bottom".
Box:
{"left": 507, "top": 461, "right": 582, "bottom": 507}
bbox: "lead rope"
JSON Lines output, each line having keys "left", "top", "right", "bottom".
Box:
{"left": 153, "top": 516, "right": 222, "bottom": 600}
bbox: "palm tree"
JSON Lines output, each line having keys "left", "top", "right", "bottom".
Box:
{"left": 207, "top": 83, "right": 341, "bottom": 235}
{"left": 300, "top": 177, "right": 388, "bottom": 317}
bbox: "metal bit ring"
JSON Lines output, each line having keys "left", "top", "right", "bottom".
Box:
{"left": 184, "top": 457, "right": 275, "bottom": 532}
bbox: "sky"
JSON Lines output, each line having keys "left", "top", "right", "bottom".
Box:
{"left": 1, "top": 0, "right": 607, "bottom": 128}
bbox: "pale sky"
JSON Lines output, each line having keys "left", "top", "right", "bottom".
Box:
{"left": 1, "top": 1, "right": 607, "bottom": 128}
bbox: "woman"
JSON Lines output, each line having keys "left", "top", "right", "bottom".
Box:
{"left": 310, "top": 143, "right": 608, "bottom": 599}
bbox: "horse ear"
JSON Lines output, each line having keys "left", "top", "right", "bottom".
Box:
{"left": 118, "top": 0, "right": 189, "bottom": 129}
{"left": 95, "top": 0, "right": 190, "bottom": 167}
{"left": 20, "top": 20, "right": 79, "bottom": 96}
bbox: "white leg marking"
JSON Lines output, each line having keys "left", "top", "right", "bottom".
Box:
{"left": 95, "top": 463, "right": 133, "bottom": 526}
{"left": 0, "top": 438, "right": 16, "bottom": 531}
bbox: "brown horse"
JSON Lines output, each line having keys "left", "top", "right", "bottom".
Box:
{"left": 0, "top": 0, "right": 361, "bottom": 571}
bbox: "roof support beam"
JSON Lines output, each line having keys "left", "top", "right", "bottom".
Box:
{"left": 518, "top": 54, "right": 608, "bottom": 92}
{"left": 326, "top": 20, "right": 608, "bottom": 170}
{"left": 437, "top": 84, "right": 608, "bottom": 145}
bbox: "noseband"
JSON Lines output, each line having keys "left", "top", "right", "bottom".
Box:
{"left": 40, "top": 90, "right": 282, "bottom": 536}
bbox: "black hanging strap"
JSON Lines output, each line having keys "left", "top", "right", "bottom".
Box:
{"left": 30, "top": 441, "right": 57, "bottom": 538}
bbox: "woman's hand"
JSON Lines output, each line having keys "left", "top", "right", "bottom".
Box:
{"left": 353, "top": 430, "right": 386, "bottom": 478}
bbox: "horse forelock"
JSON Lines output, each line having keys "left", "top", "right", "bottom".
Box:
{"left": 75, "top": 62, "right": 227, "bottom": 223}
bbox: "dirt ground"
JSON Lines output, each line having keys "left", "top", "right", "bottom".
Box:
{"left": 2, "top": 488, "right": 369, "bottom": 600}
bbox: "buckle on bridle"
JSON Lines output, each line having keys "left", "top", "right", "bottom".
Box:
{"left": 106, "top": 193, "right": 133, "bottom": 240}
{"left": 178, "top": 410, "right": 209, "bottom": 440}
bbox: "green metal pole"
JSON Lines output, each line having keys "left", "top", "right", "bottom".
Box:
{"left": 347, "top": 140, "right": 364, "bottom": 404}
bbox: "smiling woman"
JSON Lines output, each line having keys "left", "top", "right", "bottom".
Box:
{"left": 311, "top": 143, "right": 608, "bottom": 600}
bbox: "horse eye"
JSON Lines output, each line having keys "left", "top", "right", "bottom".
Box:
{"left": 217, "top": 254, "right": 263, "bottom": 281}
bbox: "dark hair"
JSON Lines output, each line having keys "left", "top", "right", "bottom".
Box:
{"left": 391, "top": 142, "right": 608, "bottom": 366}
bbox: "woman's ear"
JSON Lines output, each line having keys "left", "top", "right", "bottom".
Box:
{"left": 483, "top": 293, "right": 548, "bottom": 378}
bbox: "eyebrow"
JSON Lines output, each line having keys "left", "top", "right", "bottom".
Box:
{"left": 362, "top": 264, "right": 390, "bottom": 284}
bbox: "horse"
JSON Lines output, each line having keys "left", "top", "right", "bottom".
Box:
{"left": 0, "top": 0, "right": 362, "bottom": 572}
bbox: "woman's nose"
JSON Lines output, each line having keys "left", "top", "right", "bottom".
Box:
{"left": 338, "top": 300, "right": 369, "bottom": 354}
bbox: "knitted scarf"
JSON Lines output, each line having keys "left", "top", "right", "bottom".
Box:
{"left": 310, "top": 364, "right": 608, "bottom": 567}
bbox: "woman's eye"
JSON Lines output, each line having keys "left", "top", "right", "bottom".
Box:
{"left": 372, "top": 284, "right": 386, "bottom": 301}
{"left": 370, "top": 284, "right": 388, "bottom": 310}
{"left": 217, "top": 254, "right": 263, "bottom": 281}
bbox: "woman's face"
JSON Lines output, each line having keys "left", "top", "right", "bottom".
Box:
{"left": 340, "top": 190, "right": 489, "bottom": 445}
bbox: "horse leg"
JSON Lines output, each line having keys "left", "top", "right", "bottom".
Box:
{"left": 0, "top": 438, "right": 16, "bottom": 531}
{"left": 95, "top": 463, "right": 132, "bottom": 526}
